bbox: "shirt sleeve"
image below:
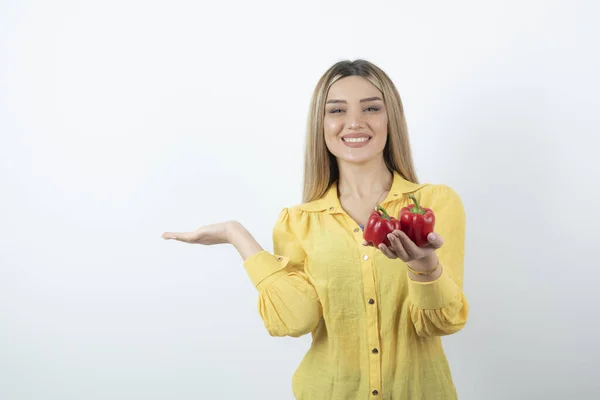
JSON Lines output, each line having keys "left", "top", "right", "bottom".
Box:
{"left": 407, "top": 184, "right": 470, "bottom": 337}
{"left": 243, "top": 208, "right": 322, "bottom": 338}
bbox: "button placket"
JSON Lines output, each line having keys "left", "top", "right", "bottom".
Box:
{"left": 361, "top": 246, "right": 382, "bottom": 398}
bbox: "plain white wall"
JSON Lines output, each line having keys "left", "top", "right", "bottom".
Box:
{"left": 2, "top": 0, "right": 599, "bottom": 399}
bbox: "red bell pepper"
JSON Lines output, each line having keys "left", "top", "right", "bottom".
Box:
{"left": 399, "top": 193, "right": 435, "bottom": 247}
{"left": 363, "top": 205, "right": 402, "bottom": 247}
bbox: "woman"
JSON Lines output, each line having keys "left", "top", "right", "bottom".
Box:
{"left": 162, "top": 59, "right": 469, "bottom": 399}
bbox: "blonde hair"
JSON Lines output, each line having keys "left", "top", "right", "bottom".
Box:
{"left": 302, "top": 59, "right": 420, "bottom": 203}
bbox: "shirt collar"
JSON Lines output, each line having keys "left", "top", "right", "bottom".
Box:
{"left": 299, "top": 170, "right": 428, "bottom": 213}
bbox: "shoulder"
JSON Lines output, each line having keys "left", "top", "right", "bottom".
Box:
{"left": 417, "top": 182, "right": 462, "bottom": 200}
{"left": 294, "top": 198, "right": 330, "bottom": 213}
{"left": 276, "top": 202, "right": 321, "bottom": 224}
{"left": 416, "top": 183, "right": 465, "bottom": 216}
{"left": 276, "top": 195, "right": 332, "bottom": 215}
{"left": 273, "top": 204, "right": 313, "bottom": 227}
{"left": 271, "top": 199, "right": 326, "bottom": 235}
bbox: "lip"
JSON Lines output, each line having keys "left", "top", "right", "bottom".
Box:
{"left": 341, "top": 134, "right": 372, "bottom": 148}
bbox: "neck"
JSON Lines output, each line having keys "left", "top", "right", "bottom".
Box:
{"left": 336, "top": 156, "right": 393, "bottom": 200}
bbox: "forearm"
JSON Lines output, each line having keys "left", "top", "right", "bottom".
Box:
{"left": 406, "top": 251, "right": 468, "bottom": 337}
{"left": 227, "top": 221, "right": 264, "bottom": 261}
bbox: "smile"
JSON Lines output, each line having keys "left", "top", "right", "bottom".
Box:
{"left": 343, "top": 137, "right": 369, "bottom": 143}
{"left": 342, "top": 136, "right": 371, "bottom": 148}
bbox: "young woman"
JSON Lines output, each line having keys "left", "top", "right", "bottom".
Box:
{"left": 162, "top": 59, "right": 469, "bottom": 399}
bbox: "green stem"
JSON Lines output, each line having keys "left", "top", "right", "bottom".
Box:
{"left": 408, "top": 193, "right": 426, "bottom": 215}
{"left": 376, "top": 205, "right": 391, "bottom": 220}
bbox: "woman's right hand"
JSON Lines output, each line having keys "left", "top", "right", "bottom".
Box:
{"left": 161, "top": 220, "right": 239, "bottom": 245}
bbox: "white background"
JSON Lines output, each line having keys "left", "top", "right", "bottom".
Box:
{"left": 1, "top": 1, "right": 599, "bottom": 399}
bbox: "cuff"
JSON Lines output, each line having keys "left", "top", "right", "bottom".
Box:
{"left": 407, "top": 266, "right": 460, "bottom": 310}
{"left": 243, "top": 250, "right": 290, "bottom": 289}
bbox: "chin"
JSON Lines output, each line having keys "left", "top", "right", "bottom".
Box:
{"left": 334, "top": 151, "right": 380, "bottom": 165}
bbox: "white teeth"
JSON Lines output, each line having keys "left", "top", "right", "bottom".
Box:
{"left": 344, "top": 137, "right": 369, "bottom": 143}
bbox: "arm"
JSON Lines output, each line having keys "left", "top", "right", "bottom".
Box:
{"left": 406, "top": 185, "right": 469, "bottom": 337}
{"left": 228, "top": 221, "right": 264, "bottom": 261}
{"left": 233, "top": 208, "right": 322, "bottom": 338}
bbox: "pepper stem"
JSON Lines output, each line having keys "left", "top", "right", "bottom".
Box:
{"left": 376, "top": 205, "right": 391, "bottom": 220}
{"left": 408, "top": 193, "right": 426, "bottom": 215}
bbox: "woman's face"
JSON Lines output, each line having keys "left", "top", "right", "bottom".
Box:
{"left": 323, "top": 76, "right": 388, "bottom": 165}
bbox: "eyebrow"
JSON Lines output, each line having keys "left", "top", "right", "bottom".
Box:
{"left": 326, "top": 96, "right": 383, "bottom": 104}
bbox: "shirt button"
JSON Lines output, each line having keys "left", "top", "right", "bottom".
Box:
{"left": 368, "top": 298, "right": 375, "bottom": 304}
{"left": 372, "top": 348, "right": 378, "bottom": 354}
{"left": 372, "top": 389, "right": 379, "bottom": 395}
{"left": 363, "top": 254, "right": 369, "bottom": 261}
{"left": 328, "top": 207, "right": 334, "bottom": 211}
{"left": 276, "top": 256, "right": 283, "bottom": 261}
{"left": 353, "top": 227, "right": 360, "bottom": 233}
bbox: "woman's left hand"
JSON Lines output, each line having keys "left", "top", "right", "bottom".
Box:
{"left": 363, "top": 230, "right": 444, "bottom": 263}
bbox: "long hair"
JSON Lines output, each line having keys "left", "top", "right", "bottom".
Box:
{"left": 302, "top": 59, "right": 420, "bottom": 203}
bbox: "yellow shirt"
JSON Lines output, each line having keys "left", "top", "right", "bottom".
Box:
{"left": 243, "top": 170, "right": 469, "bottom": 399}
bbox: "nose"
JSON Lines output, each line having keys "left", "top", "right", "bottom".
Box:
{"left": 348, "top": 120, "right": 364, "bottom": 130}
{"left": 346, "top": 108, "right": 365, "bottom": 130}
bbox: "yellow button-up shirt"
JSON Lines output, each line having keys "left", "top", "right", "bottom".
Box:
{"left": 244, "top": 171, "right": 469, "bottom": 399}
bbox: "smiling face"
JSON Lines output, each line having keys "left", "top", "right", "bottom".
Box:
{"left": 323, "top": 75, "right": 388, "bottom": 165}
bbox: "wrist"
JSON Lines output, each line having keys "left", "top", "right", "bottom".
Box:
{"left": 225, "top": 220, "right": 244, "bottom": 244}
{"left": 407, "top": 252, "right": 438, "bottom": 272}
{"left": 406, "top": 253, "right": 442, "bottom": 282}
{"left": 226, "top": 221, "right": 264, "bottom": 260}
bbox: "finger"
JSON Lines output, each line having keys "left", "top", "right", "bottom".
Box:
{"left": 161, "top": 232, "right": 179, "bottom": 240}
{"left": 393, "top": 230, "right": 422, "bottom": 260}
{"left": 362, "top": 240, "right": 373, "bottom": 247}
{"left": 162, "top": 232, "right": 192, "bottom": 242}
{"left": 387, "top": 232, "right": 409, "bottom": 260}
{"left": 378, "top": 243, "right": 398, "bottom": 259}
{"left": 427, "top": 232, "right": 444, "bottom": 249}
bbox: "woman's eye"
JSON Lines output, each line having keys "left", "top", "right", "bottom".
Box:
{"left": 328, "top": 107, "right": 380, "bottom": 114}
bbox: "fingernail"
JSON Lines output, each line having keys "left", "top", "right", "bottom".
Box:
{"left": 387, "top": 234, "right": 393, "bottom": 240}
{"left": 429, "top": 233, "right": 436, "bottom": 241}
